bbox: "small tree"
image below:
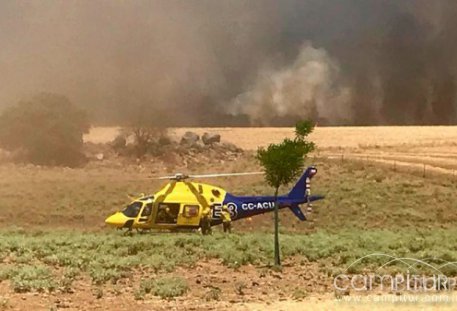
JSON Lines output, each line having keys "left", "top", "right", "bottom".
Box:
{"left": 125, "top": 103, "right": 170, "bottom": 158}
{"left": 0, "top": 93, "right": 90, "bottom": 166}
{"left": 256, "top": 120, "right": 315, "bottom": 267}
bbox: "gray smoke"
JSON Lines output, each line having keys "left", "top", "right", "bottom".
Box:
{"left": 0, "top": 1, "right": 456, "bottom": 125}
{"left": 231, "top": 43, "right": 352, "bottom": 125}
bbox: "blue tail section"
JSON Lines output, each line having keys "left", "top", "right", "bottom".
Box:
{"left": 287, "top": 166, "right": 321, "bottom": 221}
{"left": 289, "top": 205, "right": 306, "bottom": 221}
{"left": 288, "top": 166, "right": 318, "bottom": 199}
{"left": 215, "top": 166, "right": 324, "bottom": 224}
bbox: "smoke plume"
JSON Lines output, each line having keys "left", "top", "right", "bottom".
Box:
{"left": 231, "top": 43, "right": 352, "bottom": 125}
{"left": 0, "top": 1, "right": 456, "bottom": 126}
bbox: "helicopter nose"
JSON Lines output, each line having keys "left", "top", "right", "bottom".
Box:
{"left": 105, "top": 212, "right": 128, "bottom": 228}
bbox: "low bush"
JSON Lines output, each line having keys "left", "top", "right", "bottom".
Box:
{"left": 88, "top": 264, "right": 122, "bottom": 285}
{"left": 151, "top": 276, "right": 188, "bottom": 299}
{"left": 10, "top": 265, "right": 56, "bottom": 293}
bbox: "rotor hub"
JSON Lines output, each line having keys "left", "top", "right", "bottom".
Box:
{"left": 172, "top": 173, "right": 189, "bottom": 181}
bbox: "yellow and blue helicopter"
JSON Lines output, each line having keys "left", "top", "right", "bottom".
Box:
{"left": 105, "top": 166, "right": 324, "bottom": 231}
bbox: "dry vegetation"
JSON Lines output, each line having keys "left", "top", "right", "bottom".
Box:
{"left": 85, "top": 126, "right": 457, "bottom": 150}
{"left": 1, "top": 126, "right": 457, "bottom": 310}
{"left": 86, "top": 126, "right": 457, "bottom": 176}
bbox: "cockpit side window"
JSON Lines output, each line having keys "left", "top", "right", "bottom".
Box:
{"left": 122, "top": 202, "right": 143, "bottom": 218}
{"left": 141, "top": 203, "right": 153, "bottom": 217}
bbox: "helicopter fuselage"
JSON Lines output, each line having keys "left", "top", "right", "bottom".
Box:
{"left": 105, "top": 166, "right": 324, "bottom": 231}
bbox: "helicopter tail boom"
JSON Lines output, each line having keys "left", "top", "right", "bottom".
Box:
{"left": 216, "top": 166, "right": 324, "bottom": 223}
{"left": 288, "top": 166, "right": 318, "bottom": 200}
{"left": 285, "top": 166, "right": 323, "bottom": 221}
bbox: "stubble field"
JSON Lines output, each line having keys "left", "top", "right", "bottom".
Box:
{"left": 1, "top": 126, "right": 457, "bottom": 310}
{"left": 88, "top": 126, "right": 457, "bottom": 175}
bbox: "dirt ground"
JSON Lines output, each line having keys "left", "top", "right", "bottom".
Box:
{"left": 2, "top": 126, "right": 457, "bottom": 310}
{"left": 0, "top": 259, "right": 330, "bottom": 311}
{"left": 3, "top": 259, "right": 456, "bottom": 311}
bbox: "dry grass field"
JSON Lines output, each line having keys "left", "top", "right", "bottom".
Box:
{"left": 86, "top": 126, "right": 457, "bottom": 150}
{"left": 86, "top": 126, "right": 457, "bottom": 176}
{"left": 1, "top": 126, "right": 457, "bottom": 310}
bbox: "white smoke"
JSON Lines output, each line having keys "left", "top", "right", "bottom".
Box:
{"left": 231, "top": 43, "right": 352, "bottom": 125}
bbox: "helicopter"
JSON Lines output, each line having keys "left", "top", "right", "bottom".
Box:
{"left": 105, "top": 166, "right": 324, "bottom": 232}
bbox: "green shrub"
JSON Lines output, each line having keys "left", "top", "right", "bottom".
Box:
{"left": 42, "top": 254, "right": 59, "bottom": 266}
{"left": 59, "top": 267, "right": 80, "bottom": 292}
{"left": 13, "top": 252, "right": 34, "bottom": 264}
{"left": 10, "top": 266, "right": 56, "bottom": 293}
{"left": 0, "top": 267, "right": 13, "bottom": 282}
{"left": 151, "top": 276, "right": 188, "bottom": 299}
{"left": 89, "top": 265, "right": 122, "bottom": 285}
{"left": 143, "top": 254, "right": 172, "bottom": 272}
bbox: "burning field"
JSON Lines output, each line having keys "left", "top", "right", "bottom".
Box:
{"left": 1, "top": 126, "right": 457, "bottom": 310}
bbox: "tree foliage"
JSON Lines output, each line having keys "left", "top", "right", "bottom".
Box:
{"left": 125, "top": 103, "right": 170, "bottom": 158}
{"left": 295, "top": 119, "right": 315, "bottom": 139}
{"left": 0, "top": 93, "right": 90, "bottom": 166}
{"left": 256, "top": 120, "right": 315, "bottom": 267}
{"left": 256, "top": 120, "right": 315, "bottom": 190}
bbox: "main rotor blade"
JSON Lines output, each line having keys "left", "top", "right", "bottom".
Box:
{"left": 153, "top": 175, "right": 184, "bottom": 180}
{"left": 188, "top": 172, "right": 263, "bottom": 178}
{"left": 151, "top": 172, "right": 263, "bottom": 180}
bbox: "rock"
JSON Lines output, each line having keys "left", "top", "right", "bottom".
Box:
{"left": 95, "top": 153, "right": 104, "bottom": 161}
{"left": 158, "top": 135, "right": 172, "bottom": 146}
{"left": 202, "top": 132, "right": 221, "bottom": 145}
{"left": 222, "top": 142, "right": 242, "bottom": 153}
{"left": 180, "top": 131, "right": 200, "bottom": 146}
{"left": 190, "top": 140, "right": 205, "bottom": 151}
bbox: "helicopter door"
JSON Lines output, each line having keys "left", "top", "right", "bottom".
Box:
{"left": 177, "top": 204, "right": 201, "bottom": 227}
{"left": 138, "top": 203, "right": 152, "bottom": 223}
{"left": 155, "top": 203, "right": 180, "bottom": 225}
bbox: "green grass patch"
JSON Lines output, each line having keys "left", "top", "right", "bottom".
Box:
{"left": 1, "top": 229, "right": 457, "bottom": 284}
{"left": 136, "top": 276, "right": 188, "bottom": 299}
{"left": 151, "top": 276, "right": 188, "bottom": 299}
{"left": 9, "top": 265, "right": 56, "bottom": 293}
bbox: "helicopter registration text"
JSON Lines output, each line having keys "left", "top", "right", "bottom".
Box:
{"left": 211, "top": 201, "right": 275, "bottom": 220}
{"left": 240, "top": 202, "right": 275, "bottom": 210}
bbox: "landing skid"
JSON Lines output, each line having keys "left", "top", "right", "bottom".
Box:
{"left": 117, "top": 227, "right": 199, "bottom": 235}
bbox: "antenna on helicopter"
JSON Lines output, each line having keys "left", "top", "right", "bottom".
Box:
{"left": 153, "top": 171, "right": 263, "bottom": 181}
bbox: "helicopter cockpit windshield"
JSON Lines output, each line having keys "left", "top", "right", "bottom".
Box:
{"left": 122, "top": 202, "right": 143, "bottom": 218}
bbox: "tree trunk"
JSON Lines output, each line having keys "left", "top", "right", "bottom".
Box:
{"left": 273, "top": 187, "right": 281, "bottom": 267}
